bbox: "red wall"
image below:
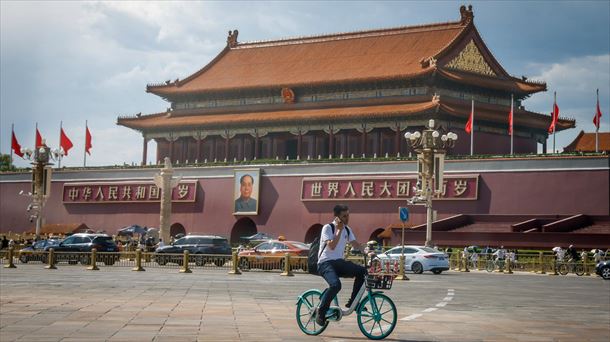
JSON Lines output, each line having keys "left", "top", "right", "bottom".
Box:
{"left": 1, "top": 165, "right": 608, "bottom": 243}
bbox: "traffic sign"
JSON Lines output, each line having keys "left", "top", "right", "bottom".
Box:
{"left": 399, "top": 207, "right": 409, "bottom": 222}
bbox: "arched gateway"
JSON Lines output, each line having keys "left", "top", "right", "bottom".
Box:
{"left": 170, "top": 223, "right": 186, "bottom": 237}
{"left": 231, "top": 217, "right": 257, "bottom": 245}
{"left": 304, "top": 224, "right": 323, "bottom": 243}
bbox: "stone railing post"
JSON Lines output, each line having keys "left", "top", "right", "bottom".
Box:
{"left": 505, "top": 256, "right": 513, "bottom": 274}
{"left": 461, "top": 252, "right": 470, "bottom": 272}
{"left": 179, "top": 250, "right": 192, "bottom": 273}
{"left": 537, "top": 252, "right": 546, "bottom": 274}
{"left": 4, "top": 247, "right": 16, "bottom": 268}
{"left": 132, "top": 248, "right": 145, "bottom": 272}
{"left": 87, "top": 248, "right": 99, "bottom": 271}
{"left": 229, "top": 250, "right": 241, "bottom": 275}
{"left": 280, "top": 253, "right": 294, "bottom": 276}
{"left": 583, "top": 253, "right": 590, "bottom": 276}
{"left": 395, "top": 255, "right": 409, "bottom": 280}
{"left": 45, "top": 248, "right": 57, "bottom": 269}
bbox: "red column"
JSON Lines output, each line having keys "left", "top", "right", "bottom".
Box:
{"left": 328, "top": 128, "right": 334, "bottom": 159}
{"left": 394, "top": 125, "right": 401, "bottom": 156}
{"left": 196, "top": 137, "right": 202, "bottom": 162}
{"left": 297, "top": 131, "right": 302, "bottom": 159}
{"left": 254, "top": 133, "right": 260, "bottom": 160}
{"left": 169, "top": 139, "right": 174, "bottom": 163}
{"left": 361, "top": 130, "right": 367, "bottom": 157}
{"left": 224, "top": 136, "right": 230, "bottom": 161}
{"left": 141, "top": 137, "right": 148, "bottom": 166}
{"left": 241, "top": 135, "right": 246, "bottom": 160}
{"left": 211, "top": 137, "right": 217, "bottom": 161}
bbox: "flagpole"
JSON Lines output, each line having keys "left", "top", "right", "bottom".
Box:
{"left": 84, "top": 120, "right": 88, "bottom": 167}
{"left": 596, "top": 89, "right": 599, "bottom": 153}
{"left": 35, "top": 122, "right": 38, "bottom": 147}
{"left": 553, "top": 92, "right": 556, "bottom": 154}
{"left": 510, "top": 94, "right": 514, "bottom": 155}
{"left": 10, "top": 123, "right": 14, "bottom": 167}
{"left": 58, "top": 121, "right": 62, "bottom": 168}
{"left": 471, "top": 98, "right": 474, "bottom": 156}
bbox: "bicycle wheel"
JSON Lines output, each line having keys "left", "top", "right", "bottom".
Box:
{"left": 296, "top": 289, "right": 328, "bottom": 335}
{"left": 486, "top": 261, "right": 494, "bottom": 272}
{"left": 357, "top": 293, "right": 397, "bottom": 340}
{"left": 574, "top": 263, "right": 585, "bottom": 276}
{"left": 558, "top": 263, "right": 568, "bottom": 276}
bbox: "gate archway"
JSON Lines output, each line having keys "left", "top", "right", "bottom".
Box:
{"left": 304, "top": 224, "right": 323, "bottom": 243}
{"left": 231, "top": 217, "right": 257, "bottom": 245}
{"left": 368, "top": 228, "right": 385, "bottom": 245}
{"left": 170, "top": 223, "right": 186, "bottom": 237}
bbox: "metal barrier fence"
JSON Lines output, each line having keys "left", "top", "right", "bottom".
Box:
{"left": 2, "top": 248, "right": 605, "bottom": 277}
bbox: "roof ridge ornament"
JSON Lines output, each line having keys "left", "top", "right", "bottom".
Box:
{"left": 459, "top": 5, "right": 474, "bottom": 25}
{"left": 227, "top": 29, "right": 239, "bottom": 47}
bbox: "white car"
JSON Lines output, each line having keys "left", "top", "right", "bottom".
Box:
{"left": 377, "top": 245, "right": 449, "bottom": 274}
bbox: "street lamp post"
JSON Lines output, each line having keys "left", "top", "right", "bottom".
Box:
{"left": 20, "top": 141, "right": 64, "bottom": 240}
{"left": 404, "top": 119, "right": 457, "bottom": 247}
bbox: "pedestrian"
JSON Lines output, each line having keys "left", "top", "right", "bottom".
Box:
{"left": 594, "top": 249, "right": 604, "bottom": 263}
{"left": 315, "top": 204, "right": 366, "bottom": 326}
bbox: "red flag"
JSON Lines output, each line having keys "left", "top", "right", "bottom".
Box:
{"left": 548, "top": 102, "right": 559, "bottom": 133}
{"left": 594, "top": 93, "right": 603, "bottom": 129}
{"left": 60, "top": 128, "right": 73, "bottom": 155}
{"left": 11, "top": 130, "right": 24, "bottom": 158}
{"left": 85, "top": 126, "right": 92, "bottom": 155}
{"left": 36, "top": 128, "right": 44, "bottom": 147}
{"left": 465, "top": 106, "right": 473, "bottom": 134}
{"left": 508, "top": 106, "right": 513, "bottom": 136}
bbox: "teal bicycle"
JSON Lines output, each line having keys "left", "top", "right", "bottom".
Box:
{"left": 295, "top": 273, "right": 397, "bottom": 340}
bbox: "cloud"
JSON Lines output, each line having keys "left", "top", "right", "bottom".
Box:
{"left": 523, "top": 54, "right": 610, "bottom": 152}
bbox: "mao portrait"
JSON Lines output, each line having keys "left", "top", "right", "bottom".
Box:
{"left": 233, "top": 169, "right": 260, "bottom": 215}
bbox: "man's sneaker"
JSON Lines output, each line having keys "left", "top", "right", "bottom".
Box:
{"left": 315, "top": 308, "right": 326, "bottom": 326}
{"left": 345, "top": 298, "right": 355, "bottom": 309}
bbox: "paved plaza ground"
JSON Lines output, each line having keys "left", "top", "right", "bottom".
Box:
{"left": 1, "top": 265, "right": 609, "bottom": 341}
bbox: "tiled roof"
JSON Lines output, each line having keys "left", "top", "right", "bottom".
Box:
{"left": 117, "top": 101, "right": 439, "bottom": 131}
{"left": 148, "top": 21, "right": 465, "bottom": 95}
{"left": 563, "top": 131, "right": 610, "bottom": 152}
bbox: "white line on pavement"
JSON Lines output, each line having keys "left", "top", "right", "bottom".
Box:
{"left": 400, "top": 289, "right": 455, "bottom": 321}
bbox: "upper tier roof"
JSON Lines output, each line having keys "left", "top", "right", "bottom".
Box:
{"left": 147, "top": 6, "right": 545, "bottom": 97}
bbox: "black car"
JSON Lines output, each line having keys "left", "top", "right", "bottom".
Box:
{"left": 46, "top": 233, "right": 120, "bottom": 265}
{"left": 19, "top": 239, "right": 60, "bottom": 263}
{"left": 155, "top": 235, "right": 231, "bottom": 267}
{"left": 595, "top": 260, "right": 610, "bottom": 280}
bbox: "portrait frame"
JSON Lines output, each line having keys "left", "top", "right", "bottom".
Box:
{"left": 233, "top": 168, "right": 260, "bottom": 215}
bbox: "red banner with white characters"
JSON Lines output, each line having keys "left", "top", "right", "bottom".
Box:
{"left": 301, "top": 175, "right": 478, "bottom": 201}
{"left": 62, "top": 181, "right": 197, "bottom": 203}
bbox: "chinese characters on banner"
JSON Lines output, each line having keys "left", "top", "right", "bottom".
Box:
{"left": 62, "top": 181, "right": 197, "bottom": 203}
{"left": 301, "top": 175, "right": 478, "bottom": 201}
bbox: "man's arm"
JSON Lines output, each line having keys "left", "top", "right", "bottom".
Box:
{"left": 350, "top": 240, "right": 363, "bottom": 252}
{"left": 327, "top": 218, "right": 344, "bottom": 250}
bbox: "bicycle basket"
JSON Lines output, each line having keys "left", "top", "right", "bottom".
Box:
{"left": 365, "top": 274, "right": 394, "bottom": 289}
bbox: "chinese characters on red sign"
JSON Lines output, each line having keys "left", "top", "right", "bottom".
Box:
{"left": 62, "top": 181, "right": 197, "bottom": 203}
{"left": 301, "top": 175, "right": 478, "bottom": 201}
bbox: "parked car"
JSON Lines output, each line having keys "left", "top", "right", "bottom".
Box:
{"left": 19, "top": 239, "right": 61, "bottom": 263}
{"left": 378, "top": 245, "right": 449, "bottom": 274}
{"left": 45, "top": 233, "right": 120, "bottom": 265}
{"left": 154, "top": 235, "right": 232, "bottom": 267}
{"left": 238, "top": 240, "right": 309, "bottom": 271}
{"left": 595, "top": 260, "right": 610, "bottom": 280}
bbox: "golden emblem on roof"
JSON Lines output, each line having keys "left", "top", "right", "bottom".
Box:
{"left": 445, "top": 40, "right": 496, "bottom": 77}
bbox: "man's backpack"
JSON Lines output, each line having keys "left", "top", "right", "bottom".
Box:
{"left": 307, "top": 223, "right": 350, "bottom": 275}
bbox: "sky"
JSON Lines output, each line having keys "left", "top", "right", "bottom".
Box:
{"left": 1, "top": 0, "right": 609, "bottom": 168}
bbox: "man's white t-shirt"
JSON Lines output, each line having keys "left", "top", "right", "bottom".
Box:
{"left": 318, "top": 223, "right": 356, "bottom": 264}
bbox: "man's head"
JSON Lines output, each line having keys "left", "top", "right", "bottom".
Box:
{"left": 333, "top": 204, "right": 349, "bottom": 225}
{"left": 239, "top": 174, "right": 254, "bottom": 199}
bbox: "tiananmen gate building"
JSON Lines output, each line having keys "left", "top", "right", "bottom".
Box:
{"left": 1, "top": 6, "right": 608, "bottom": 249}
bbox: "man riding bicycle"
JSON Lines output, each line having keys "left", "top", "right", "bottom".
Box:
{"left": 316, "top": 204, "right": 366, "bottom": 326}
